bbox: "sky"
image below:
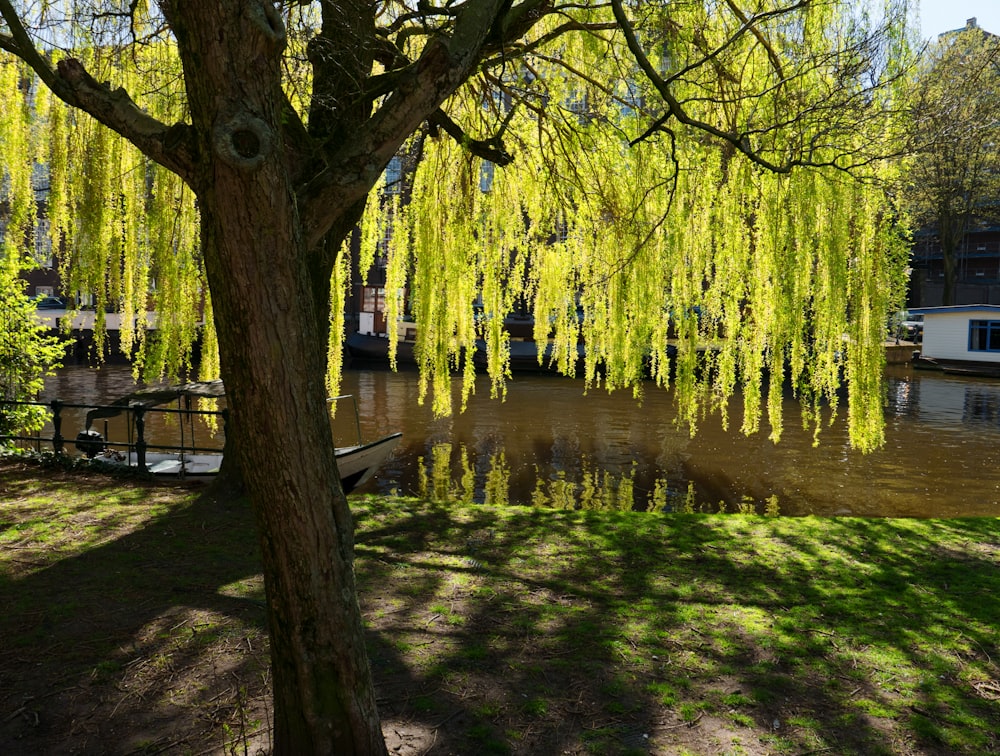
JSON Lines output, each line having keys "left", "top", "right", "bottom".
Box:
{"left": 918, "top": 0, "right": 1000, "bottom": 39}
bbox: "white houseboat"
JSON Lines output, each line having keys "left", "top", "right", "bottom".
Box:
{"left": 910, "top": 305, "right": 1000, "bottom": 377}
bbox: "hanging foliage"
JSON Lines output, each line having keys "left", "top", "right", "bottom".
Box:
{"left": 2, "top": 1, "right": 911, "bottom": 453}
{"left": 0, "top": 57, "right": 35, "bottom": 266}
{"left": 2, "top": 40, "right": 212, "bottom": 384}
{"left": 358, "top": 4, "right": 911, "bottom": 452}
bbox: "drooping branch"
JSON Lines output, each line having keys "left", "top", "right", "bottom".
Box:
{"left": 659, "top": 0, "right": 807, "bottom": 89}
{"left": 0, "top": 0, "right": 195, "bottom": 180}
{"left": 722, "top": 0, "right": 786, "bottom": 80}
{"left": 610, "top": 0, "right": 908, "bottom": 176}
{"left": 0, "top": 0, "right": 78, "bottom": 106}
{"left": 610, "top": 0, "right": 797, "bottom": 173}
{"left": 483, "top": 19, "right": 618, "bottom": 64}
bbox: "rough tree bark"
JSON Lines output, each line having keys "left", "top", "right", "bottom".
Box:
{"left": 162, "top": 2, "right": 388, "bottom": 751}
{"left": 152, "top": 1, "right": 511, "bottom": 751}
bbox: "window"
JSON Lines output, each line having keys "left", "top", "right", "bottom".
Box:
{"left": 383, "top": 157, "right": 402, "bottom": 195}
{"left": 33, "top": 217, "right": 53, "bottom": 268}
{"left": 361, "top": 286, "right": 385, "bottom": 313}
{"left": 968, "top": 320, "right": 1000, "bottom": 352}
{"left": 378, "top": 203, "right": 395, "bottom": 261}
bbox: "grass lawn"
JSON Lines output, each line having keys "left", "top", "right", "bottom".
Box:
{"left": 1, "top": 458, "right": 998, "bottom": 754}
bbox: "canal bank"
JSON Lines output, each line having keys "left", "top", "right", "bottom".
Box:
{"left": 34, "top": 362, "right": 1000, "bottom": 518}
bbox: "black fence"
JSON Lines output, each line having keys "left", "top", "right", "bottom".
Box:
{"left": 0, "top": 399, "right": 227, "bottom": 473}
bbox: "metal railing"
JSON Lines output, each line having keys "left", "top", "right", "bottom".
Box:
{"left": 0, "top": 398, "right": 227, "bottom": 473}
{"left": 328, "top": 394, "right": 363, "bottom": 446}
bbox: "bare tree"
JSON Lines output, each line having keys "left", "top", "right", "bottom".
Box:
{"left": 905, "top": 20, "right": 1000, "bottom": 305}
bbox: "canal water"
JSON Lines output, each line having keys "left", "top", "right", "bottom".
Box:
{"left": 38, "top": 364, "right": 1000, "bottom": 518}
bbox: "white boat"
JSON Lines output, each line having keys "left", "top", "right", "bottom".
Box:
{"left": 910, "top": 305, "right": 1000, "bottom": 378}
{"left": 331, "top": 432, "right": 404, "bottom": 493}
{"left": 79, "top": 382, "right": 401, "bottom": 493}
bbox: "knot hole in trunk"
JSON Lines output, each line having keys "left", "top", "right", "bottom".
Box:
{"left": 214, "top": 115, "right": 273, "bottom": 171}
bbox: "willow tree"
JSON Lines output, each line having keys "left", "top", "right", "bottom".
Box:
{"left": 0, "top": 0, "right": 913, "bottom": 752}
{"left": 905, "top": 20, "right": 1000, "bottom": 305}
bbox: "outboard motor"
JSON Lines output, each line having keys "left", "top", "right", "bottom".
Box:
{"left": 75, "top": 429, "right": 106, "bottom": 458}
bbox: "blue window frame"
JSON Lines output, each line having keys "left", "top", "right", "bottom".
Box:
{"left": 968, "top": 320, "right": 1000, "bottom": 352}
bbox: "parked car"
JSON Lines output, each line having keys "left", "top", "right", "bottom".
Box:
{"left": 892, "top": 310, "right": 923, "bottom": 343}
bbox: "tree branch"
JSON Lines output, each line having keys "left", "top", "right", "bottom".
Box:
{"left": 55, "top": 58, "right": 197, "bottom": 179}
{"left": 0, "top": 0, "right": 73, "bottom": 101}
{"left": 611, "top": 0, "right": 854, "bottom": 174}
{"left": 722, "top": 0, "right": 785, "bottom": 80}
{"left": 0, "top": 0, "right": 196, "bottom": 179}
{"left": 610, "top": 0, "right": 778, "bottom": 170}
{"left": 428, "top": 108, "right": 514, "bottom": 165}
{"left": 299, "top": 0, "right": 523, "bottom": 248}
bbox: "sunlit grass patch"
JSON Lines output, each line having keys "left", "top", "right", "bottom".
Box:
{"left": 0, "top": 478, "right": 193, "bottom": 575}
{"left": 4, "top": 467, "right": 1000, "bottom": 755}
{"left": 231, "top": 500, "right": 1000, "bottom": 753}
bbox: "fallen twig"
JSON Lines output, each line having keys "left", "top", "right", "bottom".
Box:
{"left": 662, "top": 712, "right": 703, "bottom": 729}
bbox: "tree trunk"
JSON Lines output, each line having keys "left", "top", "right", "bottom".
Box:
{"left": 165, "top": 2, "right": 388, "bottom": 752}
{"left": 942, "top": 244, "right": 957, "bottom": 306}
{"left": 198, "top": 160, "right": 386, "bottom": 754}
{"left": 939, "top": 217, "right": 962, "bottom": 307}
{"left": 203, "top": 212, "right": 386, "bottom": 754}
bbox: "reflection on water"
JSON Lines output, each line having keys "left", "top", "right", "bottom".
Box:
{"left": 38, "top": 364, "right": 1000, "bottom": 517}
{"left": 891, "top": 372, "right": 1000, "bottom": 429}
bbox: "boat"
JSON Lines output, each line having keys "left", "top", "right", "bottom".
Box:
{"left": 909, "top": 305, "right": 1000, "bottom": 379}
{"left": 330, "top": 431, "right": 403, "bottom": 493}
{"left": 912, "top": 355, "right": 1000, "bottom": 378}
{"left": 77, "top": 381, "right": 402, "bottom": 493}
{"left": 346, "top": 330, "right": 418, "bottom": 365}
{"left": 346, "top": 329, "right": 586, "bottom": 373}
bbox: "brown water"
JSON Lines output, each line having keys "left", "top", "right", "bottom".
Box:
{"left": 39, "top": 364, "right": 1000, "bottom": 517}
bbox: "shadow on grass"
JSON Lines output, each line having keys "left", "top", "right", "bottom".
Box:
{"left": 0, "top": 467, "right": 268, "bottom": 754}
{"left": 2, "top": 462, "right": 998, "bottom": 755}
{"left": 354, "top": 502, "right": 1000, "bottom": 755}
